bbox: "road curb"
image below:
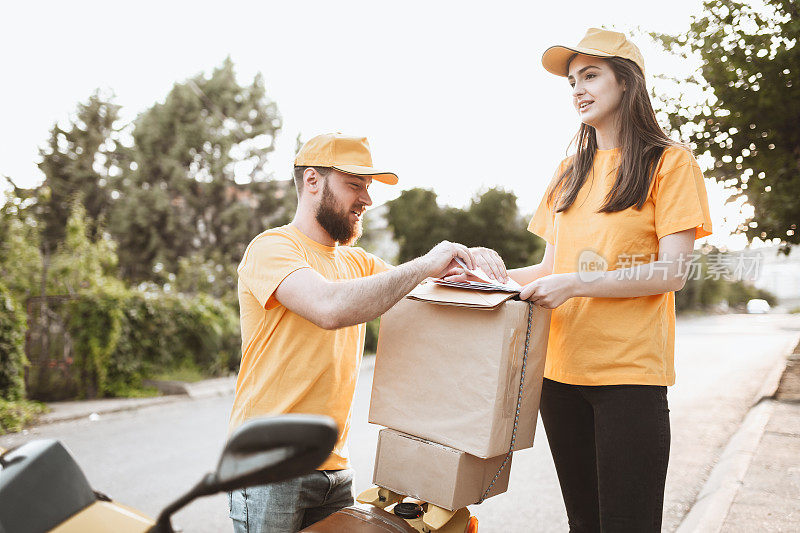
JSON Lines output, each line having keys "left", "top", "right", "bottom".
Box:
{"left": 676, "top": 335, "right": 799, "bottom": 533}
{"left": 751, "top": 342, "right": 793, "bottom": 406}
{"left": 144, "top": 376, "right": 236, "bottom": 399}
{"left": 37, "top": 395, "right": 186, "bottom": 426}
{"left": 35, "top": 376, "right": 236, "bottom": 427}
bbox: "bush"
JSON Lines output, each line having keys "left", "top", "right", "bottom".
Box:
{"left": 102, "top": 290, "right": 240, "bottom": 397}
{"left": 27, "top": 287, "right": 241, "bottom": 400}
{"left": 0, "top": 283, "right": 27, "bottom": 401}
{"left": 724, "top": 281, "right": 777, "bottom": 309}
{"left": 65, "top": 288, "right": 125, "bottom": 399}
{"left": 0, "top": 399, "right": 47, "bottom": 434}
{"left": 675, "top": 249, "right": 778, "bottom": 313}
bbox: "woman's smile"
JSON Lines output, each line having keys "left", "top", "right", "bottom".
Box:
{"left": 578, "top": 99, "right": 594, "bottom": 113}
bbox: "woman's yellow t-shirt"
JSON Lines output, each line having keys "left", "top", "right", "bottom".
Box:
{"left": 528, "top": 146, "right": 712, "bottom": 386}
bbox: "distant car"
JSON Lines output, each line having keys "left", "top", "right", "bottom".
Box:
{"left": 746, "top": 299, "right": 770, "bottom": 314}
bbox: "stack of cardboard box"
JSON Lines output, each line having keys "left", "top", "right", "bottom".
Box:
{"left": 368, "top": 283, "right": 551, "bottom": 510}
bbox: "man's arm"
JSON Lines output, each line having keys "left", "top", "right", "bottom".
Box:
{"left": 275, "top": 241, "right": 475, "bottom": 330}
{"left": 520, "top": 229, "right": 696, "bottom": 308}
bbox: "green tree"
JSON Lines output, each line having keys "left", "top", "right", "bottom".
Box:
{"left": 386, "top": 188, "right": 451, "bottom": 263}
{"left": 112, "top": 57, "right": 294, "bottom": 284}
{"left": 0, "top": 282, "right": 27, "bottom": 401}
{"left": 386, "top": 187, "right": 544, "bottom": 268}
{"left": 453, "top": 188, "right": 544, "bottom": 269}
{"left": 48, "top": 200, "right": 123, "bottom": 296}
{"left": 0, "top": 182, "right": 43, "bottom": 300}
{"left": 653, "top": 0, "right": 799, "bottom": 251}
{"left": 37, "top": 91, "right": 123, "bottom": 252}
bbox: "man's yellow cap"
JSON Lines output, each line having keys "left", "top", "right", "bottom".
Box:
{"left": 542, "top": 28, "right": 645, "bottom": 78}
{"left": 294, "top": 133, "right": 398, "bottom": 185}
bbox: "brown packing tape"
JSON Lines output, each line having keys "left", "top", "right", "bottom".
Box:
{"left": 502, "top": 323, "right": 523, "bottom": 419}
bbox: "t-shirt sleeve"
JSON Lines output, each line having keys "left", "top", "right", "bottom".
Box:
{"left": 367, "top": 253, "right": 392, "bottom": 275}
{"left": 527, "top": 162, "right": 565, "bottom": 245}
{"left": 350, "top": 247, "right": 392, "bottom": 275}
{"left": 654, "top": 154, "right": 713, "bottom": 241}
{"left": 237, "top": 234, "right": 311, "bottom": 310}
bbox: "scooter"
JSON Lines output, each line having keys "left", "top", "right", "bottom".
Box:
{"left": 0, "top": 415, "right": 478, "bottom": 533}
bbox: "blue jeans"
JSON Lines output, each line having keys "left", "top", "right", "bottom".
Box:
{"left": 228, "top": 468, "right": 355, "bottom": 533}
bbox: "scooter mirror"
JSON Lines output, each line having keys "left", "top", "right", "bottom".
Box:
{"left": 214, "top": 414, "right": 338, "bottom": 491}
{"left": 150, "top": 414, "right": 337, "bottom": 533}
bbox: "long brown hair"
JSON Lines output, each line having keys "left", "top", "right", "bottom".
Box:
{"left": 548, "top": 56, "right": 679, "bottom": 213}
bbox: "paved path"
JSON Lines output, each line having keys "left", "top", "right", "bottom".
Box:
{"left": 2, "top": 313, "right": 798, "bottom": 532}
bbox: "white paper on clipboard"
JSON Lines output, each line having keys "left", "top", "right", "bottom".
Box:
{"left": 439, "top": 257, "right": 522, "bottom": 293}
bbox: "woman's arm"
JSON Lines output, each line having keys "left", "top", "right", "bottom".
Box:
{"left": 520, "top": 229, "right": 696, "bottom": 308}
{"left": 509, "top": 242, "right": 555, "bottom": 285}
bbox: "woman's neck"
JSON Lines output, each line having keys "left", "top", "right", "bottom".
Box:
{"left": 593, "top": 118, "right": 621, "bottom": 150}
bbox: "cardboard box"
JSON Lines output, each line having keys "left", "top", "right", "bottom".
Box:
{"left": 369, "top": 283, "right": 550, "bottom": 458}
{"left": 372, "top": 428, "right": 511, "bottom": 511}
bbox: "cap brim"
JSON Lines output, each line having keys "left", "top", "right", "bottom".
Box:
{"left": 332, "top": 164, "right": 398, "bottom": 185}
{"left": 541, "top": 45, "right": 615, "bottom": 77}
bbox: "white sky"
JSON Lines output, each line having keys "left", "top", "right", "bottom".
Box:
{"left": 1, "top": 0, "right": 763, "bottom": 250}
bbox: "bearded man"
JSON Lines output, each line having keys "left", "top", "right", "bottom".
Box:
{"left": 227, "top": 133, "right": 506, "bottom": 533}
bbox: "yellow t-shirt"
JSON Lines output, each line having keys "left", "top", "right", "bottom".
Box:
{"left": 229, "top": 224, "right": 390, "bottom": 470}
{"left": 528, "top": 146, "right": 712, "bottom": 386}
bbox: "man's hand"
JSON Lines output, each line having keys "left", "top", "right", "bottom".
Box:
{"left": 520, "top": 273, "right": 579, "bottom": 309}
{"left": 421, "top": 241, "right": 477, "bottom": 278}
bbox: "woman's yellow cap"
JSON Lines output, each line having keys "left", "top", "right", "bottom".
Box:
{"left": 542, "top": 28, "right": 645, "bottom": 77}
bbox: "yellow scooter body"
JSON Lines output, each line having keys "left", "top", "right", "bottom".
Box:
{"left": 356, "top": 486, "right": 476, "bottom": 533}
{"left": 50, "top": 500, "right": 155, "bottom": 533}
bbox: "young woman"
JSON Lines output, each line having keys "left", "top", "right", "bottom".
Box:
{"left": 510, "top": 28, "right": 713, "bottom": 531}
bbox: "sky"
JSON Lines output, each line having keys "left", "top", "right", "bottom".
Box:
{"left": 1, "top": 0, "right": 763, "bottom": 250}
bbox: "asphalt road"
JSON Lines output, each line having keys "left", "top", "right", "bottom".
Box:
{"left": 3, "top": 313, "right": 799, "bottom": 532}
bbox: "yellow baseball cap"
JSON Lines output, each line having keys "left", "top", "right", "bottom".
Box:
{"left": 542, "top": 28, "right": 645, "bottom": 77}
{"left": 294, "top": 133, "right": 398, "bottom": 185}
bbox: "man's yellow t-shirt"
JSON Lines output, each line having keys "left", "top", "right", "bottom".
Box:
{"left": 229, "top": 224, "right": 389, "bottom": 470}
{"left": 528, "top": 146, "right": 713, "bottom": 386}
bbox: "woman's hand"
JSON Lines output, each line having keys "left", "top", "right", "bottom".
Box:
{"left": 519, "top": 273, "right": 579, "bottom": 309}
{"left": 470, "top": 247, "right": 507, "bottom": 282}
{"left": 441, "top": 247, "right": 508, "bottom": 282}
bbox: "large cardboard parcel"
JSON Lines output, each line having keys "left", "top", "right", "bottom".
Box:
{"left": 369, "top": 283, "right": 550, "bottom": 458}
{"left": 372, "top": 428, "right": 512, "bottom": 511}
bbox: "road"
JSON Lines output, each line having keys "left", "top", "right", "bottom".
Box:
{"left": 3, "top": 313, "right": 799, "bottom": 532}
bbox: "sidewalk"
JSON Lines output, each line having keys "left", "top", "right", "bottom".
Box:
{"left": 37, "top": 376, "right": 236, "bottom": 425}
{"left": 721, "top": 400, "right": 800, "bottom": 531}
{"left": 720, "top": 348, "right": 800, "bottom": 531}
{"left": 678, "top": 339, "right": 800, "bottom": 532}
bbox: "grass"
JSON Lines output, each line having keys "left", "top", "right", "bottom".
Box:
{"left": 107, "top": 383, "right": 161, "bottom": 398}
{"left": 149, "top": 365, "right": 207, "bottom": 383}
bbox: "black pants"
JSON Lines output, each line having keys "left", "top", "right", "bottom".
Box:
{"left": 539, "top": 378, "right": 670, "bottom": 533}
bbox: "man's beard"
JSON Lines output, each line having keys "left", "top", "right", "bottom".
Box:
{"left": 315, "top": 180, "right": 363, "bottom": 246}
